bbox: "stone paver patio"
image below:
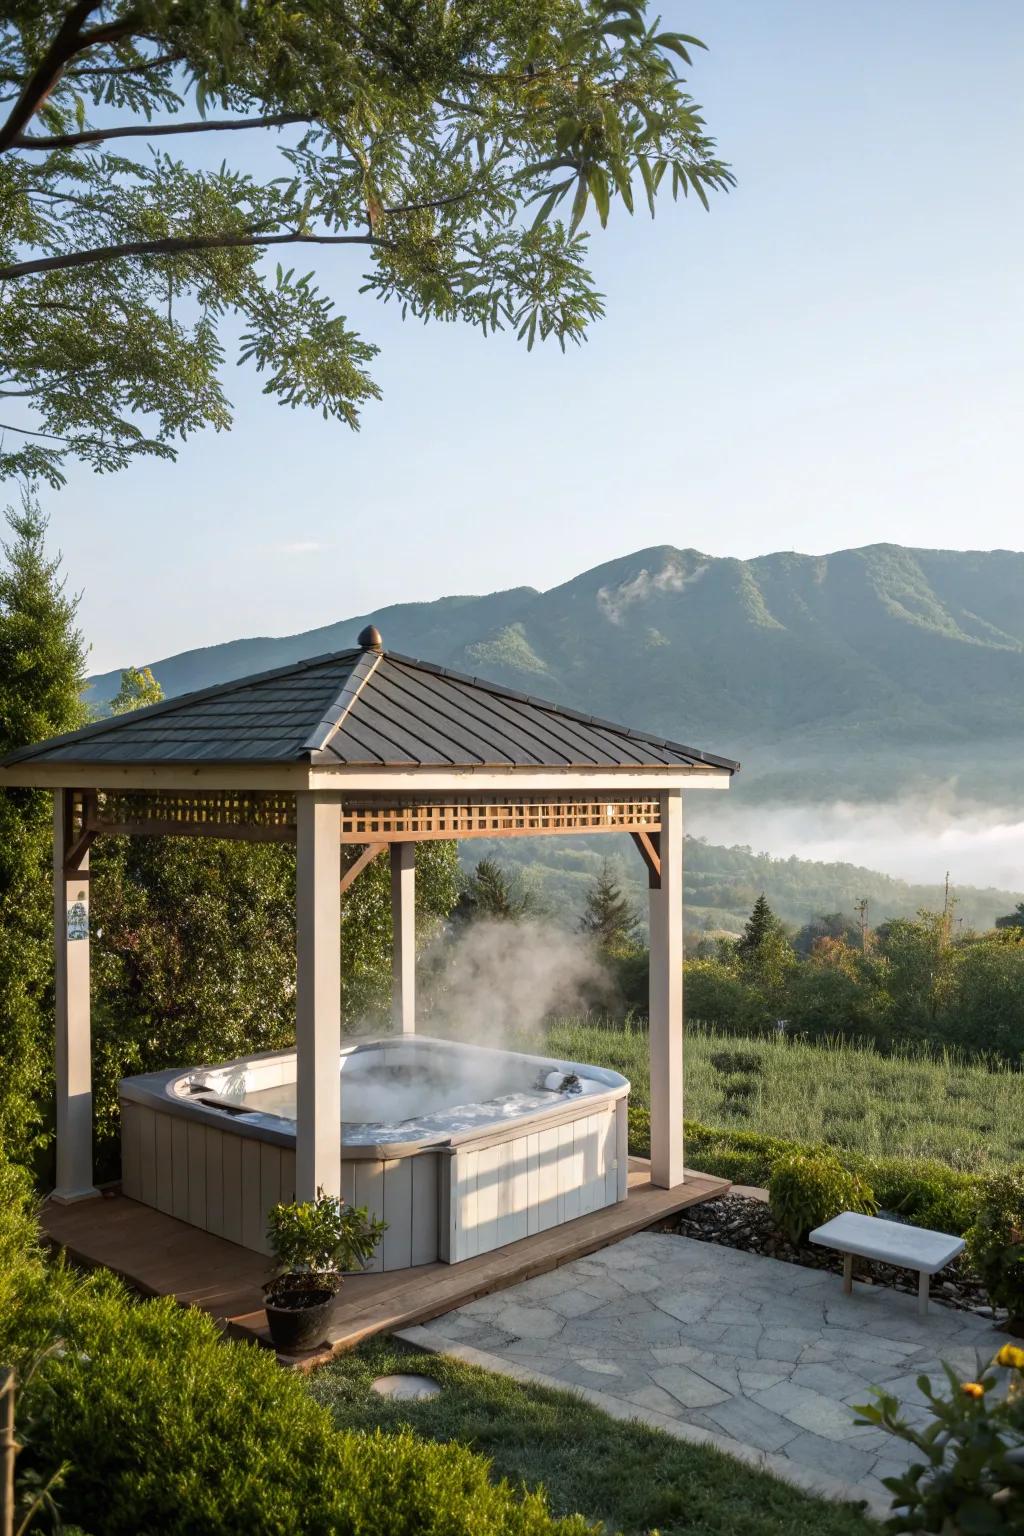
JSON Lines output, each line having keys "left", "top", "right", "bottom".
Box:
{"left": 404, "top": 1230, "right": 1005, "bottom": 1509}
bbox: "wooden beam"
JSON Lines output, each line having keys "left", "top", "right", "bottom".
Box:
{"left": 89, "top": 819, "right": 296, "bottom": 845}
{"left": 390, "top": 843, "right": 416, "bottom": 1035}
{"left": 630, "top": 830, "right": 661, "bottom": 888}
{"left": 53, "top": 790, "right": 98, "bottom": 1203}
{"left": 339, "top": 842, "right": 387, "bottom": 896}
{"left": 295, "top": 794, "right": 342, "bottom": 1202}
{"left": 338, "top": 819, "right": 663, "bottom": 844}
{"left": 0, "top": 762, "right": 732, "bottom": 793}
{"left": 648, "top": 791, "right": 684, "bottom": 1191}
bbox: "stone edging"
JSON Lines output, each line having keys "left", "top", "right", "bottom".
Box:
{"left": 394, "top": 1324, "right": 891, "bottom": 1521}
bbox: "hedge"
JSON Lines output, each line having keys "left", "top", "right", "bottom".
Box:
{"left": 0, "top": 1151, "right": 594, "bottom": 1536}
{"left": 627, "top": 1105, "right": 984, "bottom": 1234}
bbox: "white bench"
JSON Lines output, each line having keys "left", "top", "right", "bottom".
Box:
{"left": 809, "top": 1211, "right": 965, "bottom": 1316}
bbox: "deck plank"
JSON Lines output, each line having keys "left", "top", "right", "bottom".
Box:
{"left": 40, "top": 1159, "right": 729, "bottom": 1367}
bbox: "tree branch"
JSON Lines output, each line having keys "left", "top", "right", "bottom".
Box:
{"left": 0, "top": 2, "right": 142, "bottom": 153}
{"left": 384, "top": 185, "right": 482, "bottom": 217}
{"left": 67, "top": 49, "right": 183, "bottom": 79}
{"left": 0, "top": 227, "right": 388, "bottom": 280}
{"left": 14, "top": 111, "right": 315, "bottom": 151}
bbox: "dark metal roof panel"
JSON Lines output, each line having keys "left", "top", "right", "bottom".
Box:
{"left": 0, "top": 641, "right": 739, "bottom": 774}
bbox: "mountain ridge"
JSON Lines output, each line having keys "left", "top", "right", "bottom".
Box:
{"left": 87, "top": 542, "right": 1024, "bottom": 805}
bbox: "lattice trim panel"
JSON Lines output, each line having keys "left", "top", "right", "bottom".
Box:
{"left": 91, "top": 790, "right": 297, "bottom": 843}
{"left": 85, "top": 790, "right": 662, "bottom": 844}
{"left": 338, "top": 795, "right": 662, "bottom": 842}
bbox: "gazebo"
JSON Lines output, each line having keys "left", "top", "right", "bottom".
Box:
{"left": 1, "top": 628, "right": 738, "bottom": 1261}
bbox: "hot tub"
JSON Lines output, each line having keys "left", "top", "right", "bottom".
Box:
{"left": 119, "top": 1036, "right": 630, "bottom": 1269}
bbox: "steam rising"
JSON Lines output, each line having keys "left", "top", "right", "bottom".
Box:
{"left": 421, "top": 919, "right": 613, "bottom": 1045}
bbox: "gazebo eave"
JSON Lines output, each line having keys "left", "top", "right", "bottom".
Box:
{"left": 0, "top": 760, "right": 732, "bottom": 793}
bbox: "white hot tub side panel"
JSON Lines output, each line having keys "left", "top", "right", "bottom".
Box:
{"left": 439, "top": 1098, "right": 627, "bottom": 1263}
{"left": 120, "top": 1099, "right": 439, "bottom": 1267}
{"left": 120, "top": 1080, "right": 628, "bottom": 1270}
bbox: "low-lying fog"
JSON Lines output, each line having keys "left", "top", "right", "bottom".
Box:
{"left": 688, "top": 799, "right": 1024, "bottom": 892}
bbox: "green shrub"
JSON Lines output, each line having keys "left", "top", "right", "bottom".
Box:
{"left": 848, "top": 1154, "right": 981, "bottom": 1236}
{"left": 854, "top": 1343, "right": 1024, "bottom": 1532}
{"left": 0, "top": 1157, "right": 592, "bottom": 1536}
{"left": 966, "top": 1170, "right": 1024, "bottom": 1334}
{"left": 768, "top": 1151, "right": 876, "bottom": 1245}
{"left": 266, "top": 1192, "right": 387, "bottom": 1286}
{"left": 626, "top": 1116, "right": 985, "bottom": 1236}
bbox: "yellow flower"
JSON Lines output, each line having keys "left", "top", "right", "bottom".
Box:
{"left": 996, "top": 1344, "right": 1024, "bottom": 1370}
{"left": 961, "top": 1382, "right": 985, "bottom": 1399}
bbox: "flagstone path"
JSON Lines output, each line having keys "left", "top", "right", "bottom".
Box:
{"left": 402, "top": 1230, "right": 1004, "bottom": 1510}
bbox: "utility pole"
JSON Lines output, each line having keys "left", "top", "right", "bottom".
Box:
{"left": 855, "top": 897, "right": 869, "bottom": 954}
{"left": 941, "top": 872, "right": 955, "bottom": 948}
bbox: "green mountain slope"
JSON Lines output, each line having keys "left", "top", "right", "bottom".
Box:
{"left": 88, "top": 543, "right": 1024, "bottom": 804}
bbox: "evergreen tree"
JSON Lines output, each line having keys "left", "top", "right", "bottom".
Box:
{"left": 455, "top": 858, "right": 539, "bottom": 924}
{"left": 579, "top": 860, "right": 641, "bottom": 956}
{"left": 735, "top": 892, "right": 794, "bottom": 998}
{"left": 0, "top": 491, "right": 88, "bottom": 1157}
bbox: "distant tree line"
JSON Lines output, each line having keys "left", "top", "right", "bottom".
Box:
{"left": 457, "top": 856, "right": 1024, "bottom": 1066}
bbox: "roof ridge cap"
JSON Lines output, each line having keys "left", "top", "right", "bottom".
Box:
{"left": 1, "top": 647, "right": 363, "bottom": 767}
{"left": 302, "top": 649, "right": 382, "bottom": 756}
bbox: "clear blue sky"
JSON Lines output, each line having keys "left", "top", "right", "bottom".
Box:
{"left": 33, "top": 0, "right": 1024, "bottom": 673}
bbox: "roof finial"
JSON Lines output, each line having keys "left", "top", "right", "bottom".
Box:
{"left": 358, "top": 623, "right": 383, "bottom": 653}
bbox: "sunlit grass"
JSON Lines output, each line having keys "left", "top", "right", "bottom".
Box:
{"left": 312, "top": 1336, "right": 879, "bottom": 1536}
{"left": 533, "top": 1020, "right": 1024, "bottom": 1173}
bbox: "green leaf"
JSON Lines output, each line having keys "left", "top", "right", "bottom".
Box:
{"left": 569, "top": 173, "right": 590, "bottom": 234}
{"left": 957, "top": 1497, "right": 1006, "bottom": 1535}
{"left": 638, "top": 156, "right": 657, "bottom": 216}
{"left": 588, "top": 165, "right": 610, "bottom": 226}
{"left": 555, "top": 117, "right": 578, "bottom": 153}
{"left": 530, "top": 186, "right": 561, "bottom": 232}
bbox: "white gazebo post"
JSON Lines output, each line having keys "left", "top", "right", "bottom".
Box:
{"left": 390, "top": 842, "right": 415, "bottom": 1034}
{"left": 648, "top": 789, "right": 684, "bottom": 1189}
{"left": 53, "top": 790, "right": 98, "bottom": 1202}
{"left": 295, "top": 792, "right": 342, "bottom": 1202}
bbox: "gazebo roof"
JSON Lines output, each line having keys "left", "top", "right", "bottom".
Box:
{"left": 2, "top": 636, "right": 738, "bottom": 773}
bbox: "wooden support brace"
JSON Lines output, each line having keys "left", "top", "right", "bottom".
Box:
{"left": 339, "top": 842, "right": 387, "bottom": 896}
{"left": 630, "top": 830, "right": 661, "bottom": 888}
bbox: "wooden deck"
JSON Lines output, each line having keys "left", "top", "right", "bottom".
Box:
{"left": 41, "top": 1158, "right": 729, "bottom": 1367}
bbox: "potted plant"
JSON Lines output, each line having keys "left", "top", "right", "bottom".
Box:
{"left": 264, "top": 1190, "right": 386, "bottom": 1352}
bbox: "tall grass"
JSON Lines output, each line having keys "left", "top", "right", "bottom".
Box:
{"left": 534, "top": 1019, "right": 1024, "bottom": 1174}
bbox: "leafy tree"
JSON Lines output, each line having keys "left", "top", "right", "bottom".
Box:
{"left": 455, "top": 857, "right": 541, "bottom": 924}
{"left": 683, "top": 956, "right": 763, "bottom": 1033}
{"left": 783, "top": 955, "right": 882, "bottom": 1045}
{"left": 0, "top": 490, "right": 87, "bottom": 1158}
{"left": 108, "top": 664, "right": 162, "bottom": 714}
{"left": 792, "top": 911, "right": 862, "bottom": 959}
{"left": 578, "top": 859, "right": 640, "bottom": 956}
{"left": 338, "top": 840, "right": 459, "bottom": 1022}
{"left": 995, "top": 903, "right": 1024, "bottom": 932}
{"left": 0, "top": 2, "right": 732, "bottom": 484}
{"left": 871, "top": 911, "right": 951, "bottom": 1038}
{"left": 943, "top": 939, "right": 1024, "bottom": 1063}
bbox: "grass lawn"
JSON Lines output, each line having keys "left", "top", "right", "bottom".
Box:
{"left": 309, "top": 1337, "right": 880, "bottom": 1536}
{"left": 536, "top": 1019, "right": 1024, "bottom": 1172}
